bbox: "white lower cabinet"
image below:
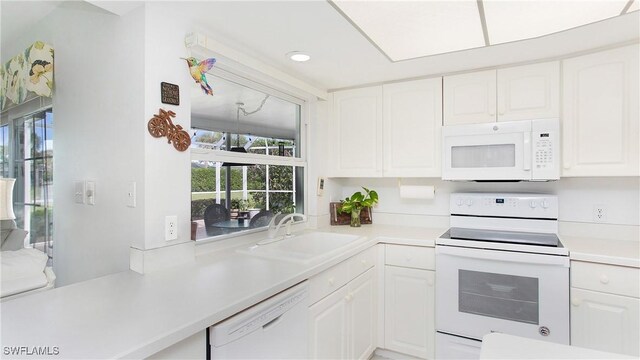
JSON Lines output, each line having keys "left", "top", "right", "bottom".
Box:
{"left": 309, "top": 268, "right": 376, "bottom": 360}
{"left": 308, "top": 246, "right": 378, "bottom": 360}
{"left": 571, "top": 288, "right": 640, "bottom": 356}
{"left": 570, "top": 260, "right": 640, "bottom": 357}
{"left": 383, "top": 245, "right": 436, "bottom": 359}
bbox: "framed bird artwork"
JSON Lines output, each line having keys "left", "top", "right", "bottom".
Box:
{"left": 181, "top": 57, "right": 216, "bottom": 95}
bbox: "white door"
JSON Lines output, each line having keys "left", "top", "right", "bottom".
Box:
{"left": 383, "top": 78, "right": 442, "bottom": 177}
{"left": 562, "top": 44, "right": 639, "bottom": 176}
{"left": 497, "top": 61, "right": 559, "bottom": 122}
{"left": 309, "top": 285, "right": 350, "bottom": 359}
{"left": 384, "top": 266, "right": 434, "bottom": 359}
{"left": 571, "top": 288, "right": 640, "bottom": 356}
{"left": 444, "top": 70, "right": 496, "bottom": 126}
{"left": 349, "top": 269, "right": 377, "bottom": 360}
{"left": 330, "top": 86, "right": 383, "bottom": 177}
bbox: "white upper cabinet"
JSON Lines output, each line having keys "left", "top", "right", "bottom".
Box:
{"left": 444, "top": 63, "right": 560, "bottom": 126}
{"left": 497, "top": 61, "right": 559, "bottom": 122}
{"left": 444, "top": 70, "right": 497, "bottom": 126}
{"left": 383, "top": 78, "right": 442, "bottom": 177}
{"left": 330, "top": 86, "right": 383, "bottom": 177}
{"left": 562, "top": 45, "right": 639, "bottom": 177}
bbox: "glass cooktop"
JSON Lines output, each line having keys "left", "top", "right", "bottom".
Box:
{"left": 444, "top": 227, "right": 560, "bottom": 247}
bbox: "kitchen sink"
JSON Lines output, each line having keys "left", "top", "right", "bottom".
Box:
{"left": 237, "top": 232, "right": 364, "bottom": 264}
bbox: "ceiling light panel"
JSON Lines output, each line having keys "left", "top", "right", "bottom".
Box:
{"left": 483, "top": 0, "right": 630, "bottom": 45}
{"left": 333, "top": 0, "right": 485, "bottom": 61}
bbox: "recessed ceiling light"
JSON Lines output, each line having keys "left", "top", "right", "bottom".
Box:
{"left": 287, "top": 51, "right": 311, "bottom": 62}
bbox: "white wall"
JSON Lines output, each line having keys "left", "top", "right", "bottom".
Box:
{"left": 0, "top": 2, "right": 147, "bottom": 285}
{"left": 333, "top": 177, "right": 640, "bottom": 227}
{"left": 141, "top": 3, "right": 193, "bottom": 251}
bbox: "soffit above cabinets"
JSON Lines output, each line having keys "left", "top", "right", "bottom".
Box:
{"left": 331, "top": 0, "right": 638, "bottom": 62}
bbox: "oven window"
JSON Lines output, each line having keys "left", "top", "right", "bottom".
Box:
{"left": 458, "top": 270, "right": 539, "bottom": 324}
{"left": 451, "top": 144, "right": 515, "bottom": 168}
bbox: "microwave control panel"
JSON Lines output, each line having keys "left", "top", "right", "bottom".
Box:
{"left": 531, "top": 119, "right": 560, "bottom": 180}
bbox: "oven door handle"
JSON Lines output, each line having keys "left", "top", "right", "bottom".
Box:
{"left": 436, "top": 245, "right": 569, "bottom": 267}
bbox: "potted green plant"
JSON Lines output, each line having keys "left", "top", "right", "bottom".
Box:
{"left": 340, "top": 187, "right": 379, "bottom": 227}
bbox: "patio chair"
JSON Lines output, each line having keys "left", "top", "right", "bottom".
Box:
{"left": 249, "top": 210, "right": 274, "bottom": 228}
{"left": 203, "top": 204, "right": 230, "bottom": 228}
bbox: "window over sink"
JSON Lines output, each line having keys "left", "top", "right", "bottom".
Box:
{"left": 189, "top": 71, "right": 306, "bottom": 241}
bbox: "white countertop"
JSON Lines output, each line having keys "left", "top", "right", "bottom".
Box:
{"left": 0, "top": 225, "right": 441, "bottom": 359}
{"left": 560, "top": 235, "right": 640, "bottom": 268}
{"left": 3, "top": 223, "right": 637, "bottom": 359}
{"left": 480, "top": 333, "right": 636, "bottom": 359}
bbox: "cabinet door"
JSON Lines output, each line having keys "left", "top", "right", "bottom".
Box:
{"left": 383, "top": 78, "right": 442, "bottom": 177}
{"left": 444, "top": 70, "right": 496, "bottom": 126}
{"left": 571, "top": 288, "right": 640, "bottom": 356}
{"left": 497, "top": 61, "right": 559, "bottom": 122}
{"left": 349, "top": 268, "right": 377, "bottom": 360}
{"left": 309, "top": 285, "right": 350, "bottom": 360}
{"left": 562, "top": 45, "right": 639, "bottom": 176}
{"left": 330, "top": 86, "right": 383, "bottom": 177}
{"left": 384, "top": 266, "right": 435, "bottom": 359}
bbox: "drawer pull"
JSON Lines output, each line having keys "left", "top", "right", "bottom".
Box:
{"left": 427, "top": 279, "right": 434, "bottom": 287}
{"left": 571, "top": 297, "right": 581, "bottom": 306}
{"left": 361, "top": 259, "right": 367, "bottom": 265}
{"left": 328, "top": 277, "right": 335, "bottom": 286}
{"left": 599, "top": 275, "right": 609, "bottom": 284}
{"left": 345, "top": 294, "right": 353, "bottom": 302}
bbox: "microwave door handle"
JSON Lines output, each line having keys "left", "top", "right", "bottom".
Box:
{"left": 523, "top": 132, "right": 531, "bottom": 171}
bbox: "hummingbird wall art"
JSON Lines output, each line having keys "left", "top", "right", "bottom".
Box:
{"left": 181, "top": 57, "right": 216, "bottom": 95}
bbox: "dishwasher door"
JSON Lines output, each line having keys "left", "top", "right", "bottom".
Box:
{"left": 209, "top": 281, "right": 308, "bottom": 359}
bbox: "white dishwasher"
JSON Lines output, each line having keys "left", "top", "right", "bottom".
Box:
{"left": 209, "top": 281, "right": 308, "bottom": 359}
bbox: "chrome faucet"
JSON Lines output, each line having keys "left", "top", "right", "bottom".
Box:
{"left": 269, "top": 213, "right": 306, "bottom": 238}
{"left": 257, "top": 213, "right": 306, "bottom": 245}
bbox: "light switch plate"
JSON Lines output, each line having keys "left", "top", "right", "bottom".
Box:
{"left": 86, "top": 181, "right": 96, "bottom": 205}
{"left": 127, "top": 182, "right": 136, "bottom": 208}
{"left": 74, "top": 181, "right": 85, "bottom": 204}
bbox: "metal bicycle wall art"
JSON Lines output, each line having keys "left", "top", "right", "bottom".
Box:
{"left": 147, "top": 108, "right": 191, "bottom": 152}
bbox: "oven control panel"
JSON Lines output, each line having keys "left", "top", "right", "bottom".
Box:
{"left": 450, "top": 193, "right": 558, "bottom": 219}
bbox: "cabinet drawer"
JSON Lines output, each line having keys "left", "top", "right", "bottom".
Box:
{"left": 348, "top": 246, "right": 377, "bottom": 280}
{"left": 308, "top": 260, "right": 350, "bottom": 305}
{"left": 572, "top": 261, "right": 639, "bottom": 298}
{"left": 385, "top": 244, "right": 435, "bottom": 270}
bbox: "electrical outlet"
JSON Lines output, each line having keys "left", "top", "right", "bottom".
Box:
{"left": 593, "top": 204, "right": 607, "bottom": 222}
{"left": 165, "top": 215, "right": 178, "bottom": 241}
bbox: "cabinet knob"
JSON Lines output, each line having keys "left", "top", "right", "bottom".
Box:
{"left": 361, "top": 259, "right": 367, "bottom": 266}
{"left": 427, "top": 279, "right": 434, "bottom": 287}
{"left": 599, "top": 275, "right": 609, "bottom": 284}
{"left": 345, "top": 294, "right": 353, "bottom": 302}
{"left": 571, "top": 297, "right": 581, "bottom": 306}
{"left": 328, "top": 277, "right": 335, "bottom": 286}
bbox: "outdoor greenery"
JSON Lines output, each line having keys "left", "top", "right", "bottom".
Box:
{"left": 191, "top": 198, "right": 216, "bottom": 221}
{"left": 191, "top": 162, "right": 297, "bottom": 216}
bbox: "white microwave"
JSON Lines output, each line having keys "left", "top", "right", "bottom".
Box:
{"left": 442, "top": 119, "right": 560, "bottom": 181}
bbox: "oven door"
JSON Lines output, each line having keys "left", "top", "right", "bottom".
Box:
{"left": 435, "top": 245, "right": 569, "bottom": 344}
{"left": 442, "top": 121, "right": 532, "bottom": 180}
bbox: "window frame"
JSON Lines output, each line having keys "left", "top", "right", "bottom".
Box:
{"left": 0, "top": 104, "right": 54, "bottom": 256}
{"left": 190, "top": 63, "right": 309, "bottom": 244}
